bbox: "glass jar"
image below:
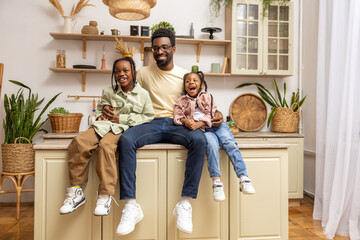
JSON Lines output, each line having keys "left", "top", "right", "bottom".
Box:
{"left": 56, "top": 50, "right": 66, "bottom": 68}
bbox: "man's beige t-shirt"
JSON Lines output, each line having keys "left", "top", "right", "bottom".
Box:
{"left": 137, "top": 62, "right": 188, "bottom": 118}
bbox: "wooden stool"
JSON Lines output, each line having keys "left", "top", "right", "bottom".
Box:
{"left": 0, "top": 171, "right": 35, "bottom": 220}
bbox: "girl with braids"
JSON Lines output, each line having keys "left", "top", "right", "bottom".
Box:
{"left": 173, "top": 71, "right": 255, "bottom": 202}
{"left": 60, "top": 57, "right": 154, "bottom": 216}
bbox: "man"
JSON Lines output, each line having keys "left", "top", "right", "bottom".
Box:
{"left": 102, "top": 28, "right": 223, "bottom": 235}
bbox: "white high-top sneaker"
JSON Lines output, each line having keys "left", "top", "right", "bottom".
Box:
{"left": 213, "top": 181, "right": 226, "bottom": 201}
{"left": 59, "top": 187, "right": 86, "bottom": 214}
{"left": 240, "top": 176, "right": 256, "bottom": 194}
{"left": 94, "top": 194, "right": 112, "bottom": 216}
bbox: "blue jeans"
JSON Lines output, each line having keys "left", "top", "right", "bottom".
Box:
{"left": 204, "top": 123, "right": 248, "bottom": 178}
{"left": 118, "top": 117, "right": 206, "bottom": 199}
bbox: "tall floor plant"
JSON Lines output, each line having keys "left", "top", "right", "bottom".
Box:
{"left": 3, "top": 80, "right": 61, "bottom": 144}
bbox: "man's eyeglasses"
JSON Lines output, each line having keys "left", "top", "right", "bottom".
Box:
{"left": 152, "top": 45, "right": 172, "bottom": 52}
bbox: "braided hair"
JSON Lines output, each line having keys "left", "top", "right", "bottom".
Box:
{"left": 111, "top": 57, "right": 137, "bottom": 93}
{"left": 183, "top": 71, "right": 208, "bottom": 96}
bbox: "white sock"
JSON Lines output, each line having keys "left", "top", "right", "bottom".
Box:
{"left": 125, "top": 199, "right": 137, "bottom": 205}
{"left": 240, "top": 175, "right": 250, "bottom": 181}
{"left": 212, "top": 178, "right": 221, "bottom": 183}
{"left": 180, "top": 197, "right": 192, "bottom": 205}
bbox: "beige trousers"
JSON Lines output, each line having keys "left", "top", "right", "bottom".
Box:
{"left": 68, "top": 128, "right": 121, "bottom": 195}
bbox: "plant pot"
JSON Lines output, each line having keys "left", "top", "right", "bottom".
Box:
{"left": 48, "top": 113, "right": 83, "bottom": 133}
{"left": 271, "top": 107, "right": 299, "bottom": 133}
{"left": 1, "top": 137, "right": 34, "bottom": 173}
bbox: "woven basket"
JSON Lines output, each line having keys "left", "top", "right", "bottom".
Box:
{"left": 1, "top": 137, "right": 34, "bottom": 173}
{"left": 48, "top": 113, "right": 83, "bottom": 133}
{"left": 271, "top": 105, "right": 299, "bottom": 133}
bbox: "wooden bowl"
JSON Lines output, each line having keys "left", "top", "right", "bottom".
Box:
{"left": 230, "top": 93, "right": 267, "bottom": 132}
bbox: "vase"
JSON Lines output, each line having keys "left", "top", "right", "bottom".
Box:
{"left": 62, "top": 16, "right": 76, "bottom": 33}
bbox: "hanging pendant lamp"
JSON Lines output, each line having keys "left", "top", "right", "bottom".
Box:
{"left": 105, "top": 0, "right": 157, "bottom": 21}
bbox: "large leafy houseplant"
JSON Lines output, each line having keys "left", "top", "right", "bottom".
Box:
{"left": 236, "top": 79, "right": 306, "bottom": 127}
{"left": 3, "top": 80, "right": 61, "bottom": 144}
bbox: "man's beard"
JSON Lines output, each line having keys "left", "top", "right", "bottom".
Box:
{"left": 155, "top": 55, "right": 173, "bottom": 68}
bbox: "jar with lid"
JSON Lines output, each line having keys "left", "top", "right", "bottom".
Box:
{"left": 56, "top": 49, "right": 66, "bottom": 68}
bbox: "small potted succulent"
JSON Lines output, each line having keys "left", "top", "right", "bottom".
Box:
{"left": 150, "top": 21, "right": 176, "bottom": 34}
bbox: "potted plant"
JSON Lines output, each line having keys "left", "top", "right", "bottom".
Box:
{"left": 2, "top": 80, "right": 61, "bottom": 172}
{"left": 150, "top": 21, "right": 176, "bottom": 34}
{"left": 237, "top": 79, "right": 306, "bottom": 132}
{"left": 48, "top": 107, "right": 83, "bottom": 133}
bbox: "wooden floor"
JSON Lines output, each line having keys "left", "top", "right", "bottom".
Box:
{"left": 0, "top": 198, "right": 351, "bottom": 240}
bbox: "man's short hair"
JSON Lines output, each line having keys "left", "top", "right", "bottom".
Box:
{"left": 151, "top": 28, "right": 176, "bottom": 47}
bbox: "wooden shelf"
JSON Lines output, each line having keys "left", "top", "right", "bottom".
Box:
{"left": 49, "top": 68, "right": 231, "bottom": 91}
{"left": 50, "top": 33, "right": 231, "bottom": 62}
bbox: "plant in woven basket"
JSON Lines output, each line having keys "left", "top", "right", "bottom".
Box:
{"left": 2, "top": 80, "right": 61, "bottom": 144}
{"left": 236, "top": 79, "right": 306, "bottom": 128}
{"left": 150, "top": 21, "right": 176, "bottom": 34}
{"left": 49, "top": 107, "right": 70, "bottom": 115}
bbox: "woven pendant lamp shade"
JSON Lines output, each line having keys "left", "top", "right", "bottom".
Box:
{"left": 107, "top": 0, "right": 157, "bottom": 21}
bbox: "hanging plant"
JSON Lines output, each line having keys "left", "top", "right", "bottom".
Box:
{"left": 209, "top": 0, "right": 233, "bottom": 17}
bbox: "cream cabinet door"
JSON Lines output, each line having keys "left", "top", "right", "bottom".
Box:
{"left": 267, "top": 138, "right": 304, "bottom": 199}
{"left": 34, "top": 150, "right": 101, "bottom": 240}
{"left": 102, "top": 150, "right": 167, "bottom": 240}
{"left": 167, "top": 150, "right": 229, "bottom": 240}
{"left": 229, "top": 149, "right": 288, "bottom": 240}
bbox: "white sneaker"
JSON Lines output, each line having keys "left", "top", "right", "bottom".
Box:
{"left": 240, "top": 176, "right": 256, "bottom": 194}
{"left": 213, "top": 181, "right": 226, "bottom": 201}
{"left": 59, "top": 187, "right": 86, "bottom": 214}
{"left": 94, "top": 194, "right": 112, "bottom": 216}
{"left": 116, "top": 203, "right": 144, "bottom": 235}
{"left": 173, "top": 201, "right": 193, "bottom": 234}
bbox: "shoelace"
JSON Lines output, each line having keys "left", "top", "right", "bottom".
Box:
{"left": 96, "top": 194, "right": 119, "bottom": 207}
{"left": 63, "top": 193, "right": 76, "bottom": 205}
{"left": 121, "top": 205, "right": 138, "bottom": 222}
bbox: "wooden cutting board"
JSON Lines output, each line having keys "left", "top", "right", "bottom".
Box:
{"left": 230, "top": 93, "right": 267, "bottom": 132}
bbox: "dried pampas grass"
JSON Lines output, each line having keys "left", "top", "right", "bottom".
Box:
{"left": 71, "top": 0, "right": 95, "bottom": 17}
{"left": 49, "top": 0, "right": 64, "bottom": 16}
{"left": 114, "top": 38, "right": 138, "bottom": 55}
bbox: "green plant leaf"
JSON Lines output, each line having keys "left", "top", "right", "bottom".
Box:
{"left": 267, "top": 107, "right": 277, "bottom": 127}
{"left": 273, "top": 79, "right": 283, "bottom": 106}
{"left": 283, "top": 82, "right": 288, "bottom": 107}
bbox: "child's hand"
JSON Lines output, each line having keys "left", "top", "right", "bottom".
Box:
{"left": 211, "top": 111, "right": 223, "bottom": 127}
{"left": 97, "top": 115, "right": 107, "bottom": 121}
{"left": 109, "top": 114, "right": 119, "bottom": 124}
{"left": 184, "top": 119, "right": 195, "bottom": 129}
{"left": 189, "top": 121, "right": 205, "bottom": 130}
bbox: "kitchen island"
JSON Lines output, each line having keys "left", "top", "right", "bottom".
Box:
{"left": 34, "top": 133, "right": 289, "bottom": 240}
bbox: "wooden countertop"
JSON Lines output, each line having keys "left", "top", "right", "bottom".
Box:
{"left": 34, "top": 132, "right": 290, "bottom": 150}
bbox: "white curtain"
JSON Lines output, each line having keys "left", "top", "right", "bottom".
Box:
{"left": 314, "top": 0, "right": 360, "bottom": 239}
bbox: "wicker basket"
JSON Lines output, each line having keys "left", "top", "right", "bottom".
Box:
{"left": 1, "top": 137, "right": 34, "bottom": 173}
{"left": 271, "top": 106, "right": 299, "bottom": 133}
{"left": 48, "top": 113, "right": 83, "bottom": 133}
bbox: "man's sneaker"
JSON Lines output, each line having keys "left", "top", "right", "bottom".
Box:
{"left": 116, "top": 203, "right": 144, "bottom": 235}
{"left": 59, "top": 187, "right": 86, "bottom": 214}
{"left": 213, "top": 181, "right": 226, "bottom": 201}
{"left": 173, "top": 201, "right": 193, "bottom": 234}
{"left": 240, "top": 176, "right": 256, "bottom": 194}
{"left": 94, "top": 194, "right": 112, "bottom": 216}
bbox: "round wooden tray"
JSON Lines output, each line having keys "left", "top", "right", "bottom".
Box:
{"left": 230, "top": 93, "right": 267, "bottom": 132}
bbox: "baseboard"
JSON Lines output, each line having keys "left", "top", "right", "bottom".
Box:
{"left": 0, "top": 202, "right": 34, "bottom": 207}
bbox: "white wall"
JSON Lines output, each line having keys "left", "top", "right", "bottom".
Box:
{"left": 302, "top": 0, "right": 319, "bottom": 196}
{"left": 0, "top": 0, "right": 302, "bottom": 202}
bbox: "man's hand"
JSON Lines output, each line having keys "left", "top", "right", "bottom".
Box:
{"left": 211, "top": 110, "right": 223, "bottom": 127}
{"left": 102, "top": 105, "right": 119, "bottom": 123}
